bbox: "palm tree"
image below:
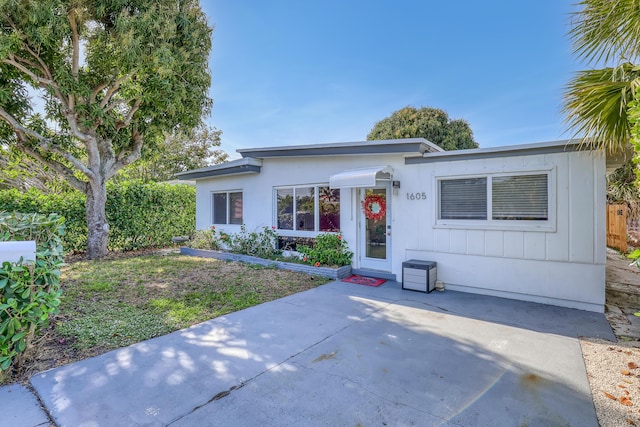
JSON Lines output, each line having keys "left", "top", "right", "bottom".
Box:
{"left": 564, "top": 0, "right": 640, "bottom": 154}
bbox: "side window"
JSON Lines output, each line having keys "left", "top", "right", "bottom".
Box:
{"left": 437, "top": 172, "right": 550, "bottom": 225}
{"left": 212, "top": 191, "right": 243, "bottom": 224}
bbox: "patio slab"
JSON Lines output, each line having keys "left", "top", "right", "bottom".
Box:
{"left": 29, "top": 280, "right": 613, "bottom": 426}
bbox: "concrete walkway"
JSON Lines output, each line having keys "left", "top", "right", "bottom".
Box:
{"left": 4, "top": 280, "right": 614, "bottom": 426}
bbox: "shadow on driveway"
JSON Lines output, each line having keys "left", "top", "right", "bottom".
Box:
{"left": 30, "top": 280, "right": 614, "bottom": 426}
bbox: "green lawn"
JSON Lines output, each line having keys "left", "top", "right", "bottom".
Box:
{"left": 5, "top": 253, "right": 329, "bottom": 383}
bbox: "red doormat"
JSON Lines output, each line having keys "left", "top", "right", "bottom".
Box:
{"left": 342, "top": 275, "right": 386, "bottom": 287}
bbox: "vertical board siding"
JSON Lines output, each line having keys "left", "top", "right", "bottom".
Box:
{"left": 467, "top": 230, "right": 485, "bottom": 255}
{"left": 524, "top": 232, "right": 546, "bottom": 260}
{"left": 450, "top": 229, "right": 467, "bottom": 253}
{"left": 545, "top": 154, "right": 570, "bottom": 261}
{"left": 569, "top": 153, "right": 595, "bottom": 263}
{"left": 503, "top": 231, "right": 525, "bottom": 258}
{"left": 434, "top": 229, "right": 451, "bottom": 252}
{"left": 594, "top": 156, "right": 607, "bottom": 263}
{"left": 484, "top": 230, "right": 504, "bottom": 257}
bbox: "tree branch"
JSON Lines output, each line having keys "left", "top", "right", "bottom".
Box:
{"left": 90, "top": 82, "right": 109, "bottom": 104}
{"left": 2, "top": 56, "right": 55, "bottom": 88}
{"left": 11, "top": 55, "right": 44, "bottom": 76}
{"left": 16, "top": 140, "right": 87, "bottom": 192}
{"left": 116, "top": 99, "right": 142, "bottom": 130}
{"left": 68, "top": 8, "right": 80, "bottom": 111}
{"left": 3, "top": 53, "right": 68, "bottom": 112}
{"left": 0, "top": 106, "right": 95, "bottom": 180}
{"left": 64, "top": 112, "right": 95, "bottom": 143}
{"left": 22, "top": 44, "right": 53, "bottom": 81}
{"left": 109, "top": 127, "right": 144, "bottom": 179}
{"left": 99, "top": 79, "right": 122, "bottom": 109}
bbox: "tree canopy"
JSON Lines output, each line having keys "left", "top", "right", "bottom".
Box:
{"left": 119, "top": 124, "right": 228, "bottom": 183}
{"left": 0, "top": 0, "right": 213, "bottom": 258}
{"left": 367, "top": 106, "right": 478, "bottom": 150}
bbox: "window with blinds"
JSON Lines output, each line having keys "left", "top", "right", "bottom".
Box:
{"left": 438, "top": 172, "right": 550, "bottom": 222}
{"left": 440, "top": 178, "right": 487, "bottom": 219}
{"left": 492, "top": 174, "right": 548, "bottom": 220}
{"left": 212, "top": 191, "right": 243, "bottom": 224}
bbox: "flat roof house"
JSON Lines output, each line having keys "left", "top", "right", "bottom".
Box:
{"left": 177, "top": 138, "right": 608, "bottom": 312}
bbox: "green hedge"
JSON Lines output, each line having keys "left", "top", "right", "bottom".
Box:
{"left": 0, "top": 181, "right": 195, "bottom": 252}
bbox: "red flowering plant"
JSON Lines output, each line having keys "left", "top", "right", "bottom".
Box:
{"left": 297, "top": 233, "right": 353, "bottom": 267}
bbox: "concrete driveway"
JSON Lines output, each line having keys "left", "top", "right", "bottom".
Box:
{"left": 27, "top": 280, "right": 614, "bottom": 426}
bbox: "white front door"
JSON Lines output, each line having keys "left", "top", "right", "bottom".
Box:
{"left": 359, "top": 185, "right": 391, "bottom": 271}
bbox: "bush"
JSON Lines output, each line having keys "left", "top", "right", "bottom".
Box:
{"left": 297, "top": 233, "right": 353, "bottom": 267}
{"left": 0, "top": 181, "right": 195, "bottom": 253}
{"left": 229, "top": 225, "right": 280, "bottom": 259}
{"left": 188, "top": 225, "right": 281, "bottom": 260}
{"left": 189, "top": 227, "right": 222, "bottom": 250}
{"left": 0, "top": 212, "right": 64, "bottom": 372}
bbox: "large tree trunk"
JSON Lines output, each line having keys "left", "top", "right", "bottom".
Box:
{"left": 85, "top": 180, "right": 109, "bottom": 259}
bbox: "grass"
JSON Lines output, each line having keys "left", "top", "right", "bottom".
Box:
{"left": 4, "top": 251, "right": 329, "bottom": 383}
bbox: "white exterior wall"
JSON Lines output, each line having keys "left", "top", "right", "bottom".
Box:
{"left": 193, "top": 149, "right": 606, "bottom": 312}
{"left": 399, "top": 150, "right": 606, "bottom": 312}
{"left": 194, "top": 154, "right": 408, "bottom": 252}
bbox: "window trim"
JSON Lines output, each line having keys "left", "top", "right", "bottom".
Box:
{"left": 434, "top": 168, "right": 556, "bottom": 232}
{"left": 273, "top": 184, "right": 341, "bottom": 237}
{"left": 211, "top": 190, "right": 243, "bottom": 225}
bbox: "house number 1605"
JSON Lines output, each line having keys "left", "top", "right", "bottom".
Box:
{"left": 406, "top": 192, "right": 427, "bottom": 200}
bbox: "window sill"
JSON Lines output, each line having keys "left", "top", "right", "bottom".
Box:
{"left": 434, "top": 221, "right": 556, "bottom": 233}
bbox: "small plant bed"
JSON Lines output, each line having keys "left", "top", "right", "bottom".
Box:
{"left": 186, "top": 226, "right": 353, "bottom": 278}
{"left": 2, "top": 252, "right": 329, "bottom": 385}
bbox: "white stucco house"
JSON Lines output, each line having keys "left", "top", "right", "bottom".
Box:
{"left": 177, "top": 138, "right": 611, "bottom": 312}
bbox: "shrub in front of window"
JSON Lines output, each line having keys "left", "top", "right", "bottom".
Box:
{"left": 229, "top": 225, "right": 280, "bottom": 259}
{"left": 297, "top": 233, "right": 353, "bottom": 267}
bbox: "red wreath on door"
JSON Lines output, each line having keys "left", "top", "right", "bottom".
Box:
{"left": 361, "top": 194, "right": 386, "bottom": 222}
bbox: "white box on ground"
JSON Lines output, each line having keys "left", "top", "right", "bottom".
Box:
{"left": 0, "top": 241, "right": 37, "bottom": 264}
{"left": 402, "top": 260, "right": 437, "bottom": 293}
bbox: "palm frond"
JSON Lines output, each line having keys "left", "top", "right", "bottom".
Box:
{"left": 570, "top": 0, "right": 640, "bottom": 64}
{"left": 563, "top": 63, "right": 640, "bottom": 153}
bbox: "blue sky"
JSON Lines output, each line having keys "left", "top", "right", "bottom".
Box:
{"left": 202, "top": 1, "right": 582, "bottom": 159}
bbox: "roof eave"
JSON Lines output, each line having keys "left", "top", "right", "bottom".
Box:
{"left": 175, "top": 158, "right": 263, "bottom": 180}
{"left": 238, "top": 138, "right": 442, "bottom": 158}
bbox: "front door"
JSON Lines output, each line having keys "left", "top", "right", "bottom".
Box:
{"left": 359, "top": 185, "right": 391, "bottom": 271}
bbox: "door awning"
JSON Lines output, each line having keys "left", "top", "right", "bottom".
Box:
{"left": 329, "top": 166, "right": 393, "bottom": 189}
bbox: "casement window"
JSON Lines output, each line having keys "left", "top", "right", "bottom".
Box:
{"left": 212, "top": 191, "right": 243, "bottom": 225}
{"left": 438, "top": 172, "right": 552, "bottom": 229}
{"left": 275, "top": 185, "right": 340, "bottom": 233}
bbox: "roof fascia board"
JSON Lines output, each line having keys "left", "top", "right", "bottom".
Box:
{"left": 405, "top": 140, "right": 582, "bottom": 165}
{"left": 238, "top": 138, "right": 442, "bottom": 158}
{"left": 175, "top": 158, "right": 262, "bottom": 180}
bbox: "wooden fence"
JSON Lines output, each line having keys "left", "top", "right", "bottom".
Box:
{"left": 607, "top": 204, "right": 627, "bottom": 252}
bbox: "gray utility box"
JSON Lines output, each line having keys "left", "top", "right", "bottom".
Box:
{"left": 402, "top": 260, "right": 437, "bottom": 293}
